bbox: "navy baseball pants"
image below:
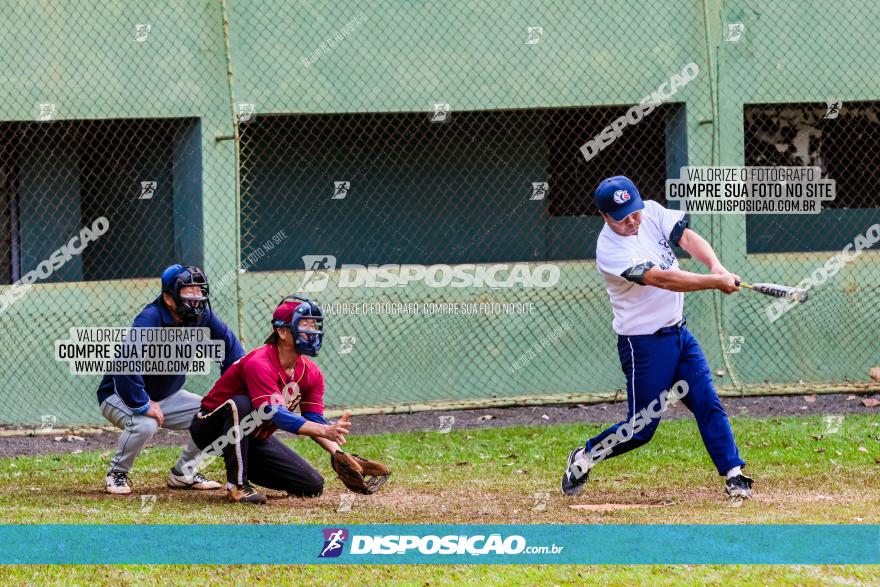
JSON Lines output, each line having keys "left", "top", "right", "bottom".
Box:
{"left": 189, "top": 395, "right": 324, "bottom": 497}
{"left": 585, "top": 323, "right": 745, "bottom": 475}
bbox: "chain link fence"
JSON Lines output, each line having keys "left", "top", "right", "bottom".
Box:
{"left": 0, "top": 0, "right": 878, "bottom": 425}
{"left": 0, "top": 1, "right": 236, "bottom": 425}
{"left": 717, "top": 0, "right": 880, "bottom": 388}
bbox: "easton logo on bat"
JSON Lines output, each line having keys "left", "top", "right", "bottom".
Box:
{"left": 737, "top": 281, "right": 809, "bottom": 303}
{"left": 753, "top": 283, "right": 792, "bottom": 298}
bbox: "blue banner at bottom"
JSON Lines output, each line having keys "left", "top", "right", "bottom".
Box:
{"left": 0, "top": 524, "right": 877, "bottom": 564}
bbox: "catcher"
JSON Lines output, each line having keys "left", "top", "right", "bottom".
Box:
{"left": 189, "top": 295, "right": 390, "bottom": 504}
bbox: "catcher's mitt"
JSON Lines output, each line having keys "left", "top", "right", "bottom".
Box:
{"left": 331, "top": 450, "right": 391, "bottom": 495}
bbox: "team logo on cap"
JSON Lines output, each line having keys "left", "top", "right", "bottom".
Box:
{"left": 613, "top": 190, "right": 631, "bottom": 204}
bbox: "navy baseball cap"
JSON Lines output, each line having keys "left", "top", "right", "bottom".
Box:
{"left": 595, "top": 176, "right": 645, "bottom": 221}
{"left": 160, "top": 264, "right": 186, "bottom": 292}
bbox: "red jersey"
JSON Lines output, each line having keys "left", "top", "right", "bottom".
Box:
{"left": 200, "top": 344, "right": 325, "bottom": 438}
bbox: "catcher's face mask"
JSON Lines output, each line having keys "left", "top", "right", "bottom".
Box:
{"left": 161, "top": 264, "right": 210, "bottom": 326}
{"left": 271, "top": 295, "right": 324, "bottom": 357}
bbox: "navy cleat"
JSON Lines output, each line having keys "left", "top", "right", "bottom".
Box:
{"left": 561, "top": 447, "right": 591, "bottom": 496}
{"left": 725, "top": 473, "right": 754, "bottom": 499}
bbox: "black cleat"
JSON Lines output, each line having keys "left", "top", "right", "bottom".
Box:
{"left": 725, "top": 474, "right": 754, "bottom": 499}
{"left": 561, "top": 447, "right": 591, "bottom": 496}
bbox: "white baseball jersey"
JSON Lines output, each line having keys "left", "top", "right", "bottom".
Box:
{"left": 595, "top": 200, "right": 687, "bottom": 336}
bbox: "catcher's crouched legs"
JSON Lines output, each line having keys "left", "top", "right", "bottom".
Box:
{"left": 189, "top": 395, "right": 255, "bottom": 486}
{"left": 246, "top": 436, "right": 324, "bottom": 497}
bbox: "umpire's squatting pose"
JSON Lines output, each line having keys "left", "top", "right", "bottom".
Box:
{"left": 561, "top": 176, "right": 753, "bottom": 500}
{"left": 189, "top": 296, "right": 352, "bottom": 504}
{"left": 97, "top": 264, "right": 244, "bottom": 494}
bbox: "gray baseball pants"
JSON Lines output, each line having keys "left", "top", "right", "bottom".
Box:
{"left": 100, "top": 390, "right": 203, "bottom": 475}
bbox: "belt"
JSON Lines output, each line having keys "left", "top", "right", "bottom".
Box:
{"left": 653, "top": 317, "right": 686, "bottom": 335}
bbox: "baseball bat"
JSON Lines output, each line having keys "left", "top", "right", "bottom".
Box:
{"left": 734, "top": 280, "right": 809, "bottom": 303}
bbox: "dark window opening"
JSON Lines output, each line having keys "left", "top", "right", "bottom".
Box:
{"left": 547, "top": 104, "right": 679, "bottom": 217}
{"left": 238, "top": 104, "right": 683, "bottom": 267}
{"left": 0, "top": 118, "right": 203, "bottom": 283}
{"left": 744, "top": 102, "right": 880, "bottom": 253}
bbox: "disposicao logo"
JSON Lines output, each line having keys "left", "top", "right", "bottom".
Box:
{"left": 349, "top": 534, "right": 528, "bottom": 555}
{"left": 318, "top": 531, "right": 563, "bottom": 557}
{"left": 319, "top": 528, "right": 348, "bottom": 558}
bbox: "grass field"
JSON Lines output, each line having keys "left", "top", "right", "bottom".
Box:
{"left": 0, "top": 412, "right": 878, "bottom": 585}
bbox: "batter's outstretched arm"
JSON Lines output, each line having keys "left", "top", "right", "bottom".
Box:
{"left": 642, "top": 266, "right": 739, "bottom": 294}
{"left": 677, "top": 228, "right": 725, "bottom": 273}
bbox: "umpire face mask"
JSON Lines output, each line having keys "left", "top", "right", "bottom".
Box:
{"left": 175, "top": 286, "right": 209, "bottom": 325}
{"left": 162, "top": 265, "right": 210, "bottom": 326}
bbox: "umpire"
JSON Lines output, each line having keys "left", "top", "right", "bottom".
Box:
{"left": 97, "top": 264, "right": 244, "bottom": 494}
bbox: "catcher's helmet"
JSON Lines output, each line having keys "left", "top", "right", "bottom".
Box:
{"left": 271, "top": 295, "right": 324, "bottom": 357}
{"left": 160, "top": 264, "right": 210, "bottom": 325}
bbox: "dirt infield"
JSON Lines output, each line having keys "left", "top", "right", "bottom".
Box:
{"left": 0, "top": 392, "right": 876, "bottom": 459}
